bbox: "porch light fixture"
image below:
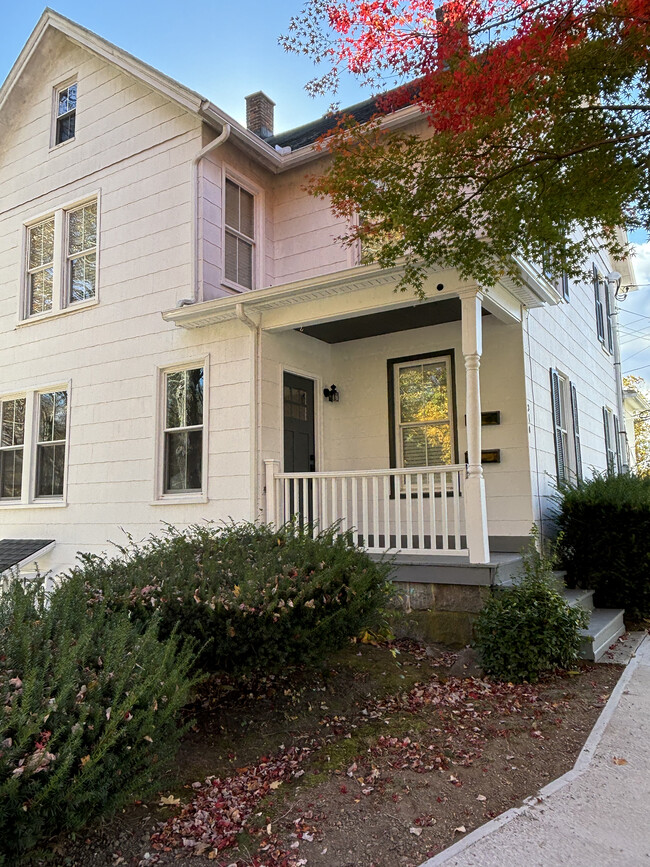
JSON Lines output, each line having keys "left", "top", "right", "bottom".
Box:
{"left": 323, "top": 384, "right": 339, "bottom": 402}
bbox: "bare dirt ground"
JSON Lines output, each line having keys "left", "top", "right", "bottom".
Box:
{"left": 26, "top": 640, "right": 624, "bottom": 867}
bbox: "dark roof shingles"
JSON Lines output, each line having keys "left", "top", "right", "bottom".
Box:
{"left": 0, "top": 539, "right": 54, "bottom": 573}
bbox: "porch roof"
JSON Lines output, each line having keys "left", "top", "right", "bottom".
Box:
{"left": 163, "top": 257, "right": 560, "bottom": 332}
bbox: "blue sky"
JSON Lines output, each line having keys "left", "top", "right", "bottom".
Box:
{"left": 2, "top": 2, "right": 649, "bottom": 387}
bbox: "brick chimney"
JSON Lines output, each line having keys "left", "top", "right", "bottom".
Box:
{"left": 245, "top": 91, "right": 275, "bottom": 139}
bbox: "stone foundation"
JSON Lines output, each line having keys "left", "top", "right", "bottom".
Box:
{"left": 391, "top": 581, "right": 491, "bottom": 647}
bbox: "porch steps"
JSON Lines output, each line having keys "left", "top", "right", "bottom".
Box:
{"left": 497, "top": 579, "right": 625, "bottom": 662}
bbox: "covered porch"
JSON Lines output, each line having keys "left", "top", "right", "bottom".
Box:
{"left": 165, "top": 257, "right": 561, "bottom": 567}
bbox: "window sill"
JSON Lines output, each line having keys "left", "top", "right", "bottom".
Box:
{"left": 221, "top": 280, "right": 250, "bottom": 295}
{"left": 49, "top": 138, "right": 76, "bottom": 154}
{"left": 150, "top": 494, "right": 208, "bottom": 506}
{"left": 0, "top": 501, "right": 68, "bottom": 510}
{"left": 17, "top": 298, "right": 98, "bottom": 328}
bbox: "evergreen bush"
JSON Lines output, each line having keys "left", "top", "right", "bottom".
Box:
{"left": 556, "top": 473, "right": 650, "bottom": 619}
{"left": 71, "top": 522, "right": 394, "bottom": 674}
{"left": 474, "top": 538, "right": 588, "bottom": 683}
{"left": 0, "top": 574, "right": 196, "bottom": 865}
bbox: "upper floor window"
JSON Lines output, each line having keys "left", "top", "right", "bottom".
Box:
{"left": 22, "top": 196, "right": 98, "bottom": 322}
{"left": 224, "top": 179, "right": 254, "bottom": 290}
{"left": 27, "top": 217, "right": 55, "bottom": 315}
{"left": 593, "top": 265, "right": 614, "bottom": 353}
{"left": 55, "top": 82, "right": 77, "bottom": 145}
{"left": 67, "top": 201, "right": 97, "bottom": 303}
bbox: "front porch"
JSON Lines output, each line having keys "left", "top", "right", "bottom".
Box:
{"left": 164, "top": 257, "right": 561, "bottom": 567}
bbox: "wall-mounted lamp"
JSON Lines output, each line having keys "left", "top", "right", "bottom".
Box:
{"left": 323, "top": 384, "right": 339, "bottom": 402}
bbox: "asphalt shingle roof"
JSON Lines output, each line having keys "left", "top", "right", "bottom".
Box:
{"left": 267, "top": 94, "right": 387, "bottom": 151}
{"left": 0, "top": 539, "right": 54, "bottom": 574}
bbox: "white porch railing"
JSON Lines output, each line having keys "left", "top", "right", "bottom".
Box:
{"left": 264, "top": 462, "right": 467, "bottom": 555}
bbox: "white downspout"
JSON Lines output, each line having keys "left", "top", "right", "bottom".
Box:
{"left": 236, "top": 303, "right": 262, "bottom": 520}
{"left": 192, "top": 123, "right": 231, "bottom": 301}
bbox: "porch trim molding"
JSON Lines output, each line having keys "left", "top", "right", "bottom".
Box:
{"left": 162, "top": 257, "right": 561, "bottom": 332}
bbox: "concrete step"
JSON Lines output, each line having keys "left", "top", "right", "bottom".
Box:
{"left": 385, "top": 553, "right": 524, "bottom": 587}
{"left": 579, "top": 608, "right": 626, "bottom": 662}
{"left": 563, "top": 588, "right": 595, "bottom": 613}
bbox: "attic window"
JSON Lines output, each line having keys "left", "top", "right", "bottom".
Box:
{"left": 55, "top": 83, "right": 77, "bottom": 145}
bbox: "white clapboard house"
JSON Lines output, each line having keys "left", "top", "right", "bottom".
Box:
{"left": 0, "top": 11, "right": 634, "bottom": 653}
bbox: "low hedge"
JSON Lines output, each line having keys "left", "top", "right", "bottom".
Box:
{"left": 71, "top": 522, "right": 394, "bottom": 675}
{"left": 474, "top": 545, "right": 588, "bottom": 683}
{"left": 556, "top": 473, "right": 650, "bottom": 619}
{"left": 0, "top": 575, "right": 196, "bottom": 865}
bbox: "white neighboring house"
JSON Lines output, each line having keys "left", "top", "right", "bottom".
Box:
{"left": 623, "top": 384, "right": 650, "bottom": 472}
{"left": 0, "top": 11, "right": 633, "bottom": 588}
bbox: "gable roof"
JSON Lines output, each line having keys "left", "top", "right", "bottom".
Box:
{"left": 0, "top": 10, "right": 422, "bottom": 173}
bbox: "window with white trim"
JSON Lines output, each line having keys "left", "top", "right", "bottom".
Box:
{"left": 35, "top": 391, "right": 68, "bottom": 498}
{"left": 163, "top": 367, "right": 204, "bottom": 493}
{"left": 593, "top": 265, "right": 614, "bottom": 353}
{"left": 224, "top": 179, "right": 254, "bottom": 290}
{"left": 0, "top": 397, "right": 26, "bottom": 499}
{"left": 0, "top": 386, "right": 70, "bottom": 505}
{"left": 23, "top": 197, "right": 98, "bottom": 320}
{"left": 54, "top": 82, "right": 77, "bottom": 145}
{"left": 392, "top": 355, "right": 455, "bottom": 468}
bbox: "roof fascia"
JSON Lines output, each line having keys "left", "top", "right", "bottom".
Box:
{"left": 0, "top": 9, "right": 205, "bottom": 117}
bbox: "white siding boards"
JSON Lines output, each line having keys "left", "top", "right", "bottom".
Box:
{"left": 550, "top": 368, "right": 582, "bottom": 484}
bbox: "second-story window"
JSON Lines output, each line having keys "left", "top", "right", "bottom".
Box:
{"left": 224, "top": 179, "right": 254, "bottom": 289}
{"left": 22, "top": 196, "right": 99, "bottom": 321}
{"left": 55, "top": 82, "right": 77, "bottom": 145}
{"left": 67, "top": 201, "right": 97, "bottom": 303}
{"left": 27, "top": 217, "right": 55, "bottom": 315}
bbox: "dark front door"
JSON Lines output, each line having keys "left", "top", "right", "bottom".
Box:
{"left": 283, "top": 372, "right": 315, "bottom": 525}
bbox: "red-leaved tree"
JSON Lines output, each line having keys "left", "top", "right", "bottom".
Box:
{"left": 281, "top": 0, "right": 650, "bottom": 291}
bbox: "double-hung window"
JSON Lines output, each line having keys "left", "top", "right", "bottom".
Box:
{"left": 0, "top": 398, "right": 26, "bottom": 499}
{"left": 550, "top": 369, "right": 582, "bottom": 484}
{"left": 23, "top": 196, "right": 98, "bottom": 320}
{"left": 224, "top": 179, "right": 254, "bottom": 290}
{"left": 391, "top": 355, "right": 455, "bottom": 469}
{"left": 0, "top": 387, "right": 69, "bottom": 505}
{"left": 163, "top": 367, "right": 204, "bottom": 493}
{"left": 55, "top": 82, "right": 77, "bottom": 145}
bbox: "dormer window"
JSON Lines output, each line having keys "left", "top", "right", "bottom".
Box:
{"left": 55, "top": 82, "right": 77, "bottom": 145}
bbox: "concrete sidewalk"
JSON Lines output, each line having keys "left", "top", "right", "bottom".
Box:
{"left": 420, "top": 635, "right": 650, "bottom": 867}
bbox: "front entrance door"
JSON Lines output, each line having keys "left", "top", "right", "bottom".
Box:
{"left": 283, "top": 372, "right": 315, "bottom": 524}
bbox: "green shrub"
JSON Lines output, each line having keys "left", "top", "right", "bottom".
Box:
{"left": 69, "top": 522, "right": 393, "bottom": 675}
{"left": 474, "top": 540, "right": 588, "bottom": 683}
{"left": 0, "top": 574, "right": 196, "bottom": 865}
{"left": 556, "top": 473, "right": 650, "bottom": 619}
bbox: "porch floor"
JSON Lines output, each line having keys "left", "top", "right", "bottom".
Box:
{"left": 369, "top": 551, "right": 523, "bottom": 587}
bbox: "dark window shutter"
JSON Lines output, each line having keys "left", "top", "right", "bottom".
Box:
{"left": 604, "top": 281, "right": 614, "bottom": 353}
{"left": 550, "top": 368, "right": 566, "bottom": 484}
{"left": 570, "top": 383, "right": 582, "bottom": 482}
{"left": 603, "top": 407, "right": 615, "bottom": 475}
{"left": 594, "top": 265, "right": 605, "bottom": 344}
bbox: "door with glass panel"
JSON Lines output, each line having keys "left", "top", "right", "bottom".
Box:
{"left": 283, "top": 372, "right": 315, "bottom": 526}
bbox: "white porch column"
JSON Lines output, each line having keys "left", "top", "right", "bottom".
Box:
{"left": 460, "top": 290, "right": 490, "bottom": 564}
{"left": 264, "top": 459, "right": 281, "bottom": 526}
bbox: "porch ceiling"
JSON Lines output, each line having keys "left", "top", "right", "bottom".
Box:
{"left": 299, "top": 297, "right": 490, "bottom": 343}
